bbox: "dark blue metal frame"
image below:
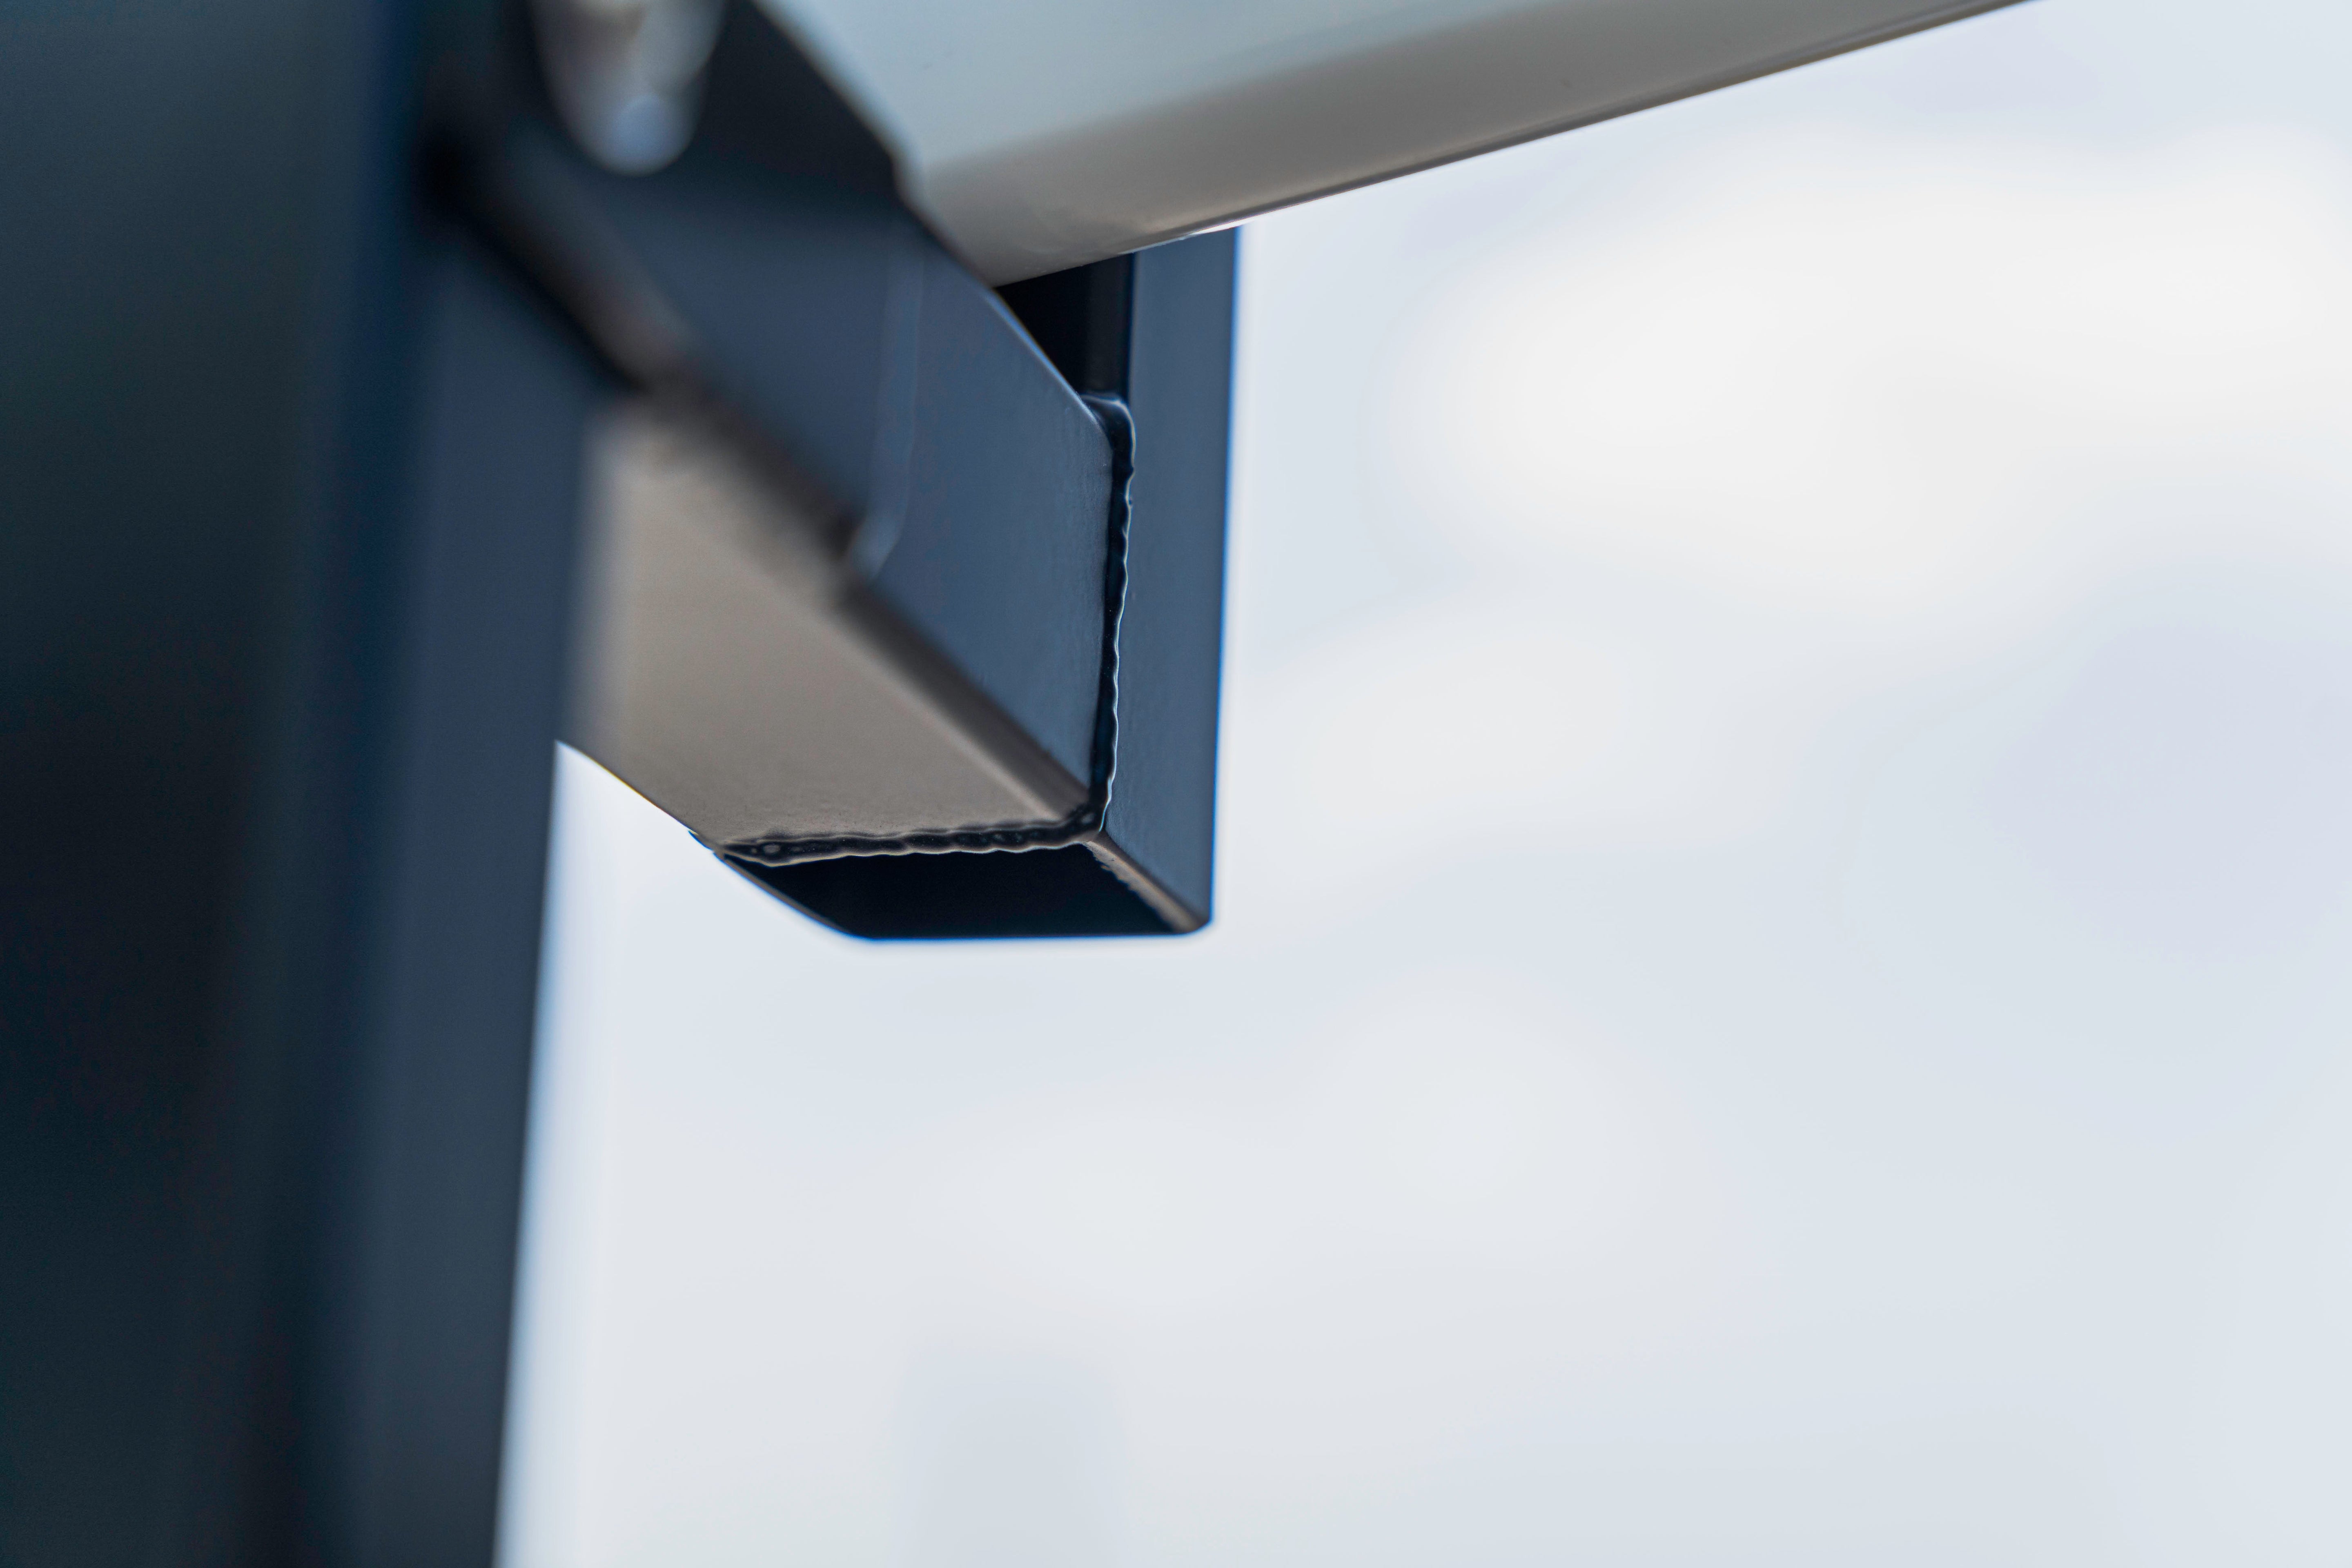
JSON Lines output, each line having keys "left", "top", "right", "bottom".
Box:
{"left": 0, "top": 0, "right": 1234, "bottom": 1560}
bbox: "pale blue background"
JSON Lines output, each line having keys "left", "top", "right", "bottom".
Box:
{"left": 503, "top": 2, "right": 2352, "bottom": 1562}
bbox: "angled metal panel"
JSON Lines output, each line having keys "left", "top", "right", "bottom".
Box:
{"left": 771, "top": 0, "right": 2025, "bottom": 280}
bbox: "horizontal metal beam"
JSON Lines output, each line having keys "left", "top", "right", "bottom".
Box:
{"left": 472, "top": 0, "right": 1236, "bottom": 936}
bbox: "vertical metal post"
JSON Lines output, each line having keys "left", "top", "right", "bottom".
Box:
{"left": 0, "top": 0, "right": 594, "bottom": 1560}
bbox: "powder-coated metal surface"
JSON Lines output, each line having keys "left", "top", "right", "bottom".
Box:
{"left": 771, "top": 0, "right": 2022, "bottom": 280}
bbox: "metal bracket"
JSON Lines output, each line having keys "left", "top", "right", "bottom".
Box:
{"left": 446, "top": 0, "right": 1236, "bottom": 937}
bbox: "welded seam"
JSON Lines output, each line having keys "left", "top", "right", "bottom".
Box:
{"left": 715, "top": 393, "right": 1135, "bottom": 867}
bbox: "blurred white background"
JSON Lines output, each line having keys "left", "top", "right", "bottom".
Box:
{"left": 501, "top": 1, "right": 2352, "bottom": 1562}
